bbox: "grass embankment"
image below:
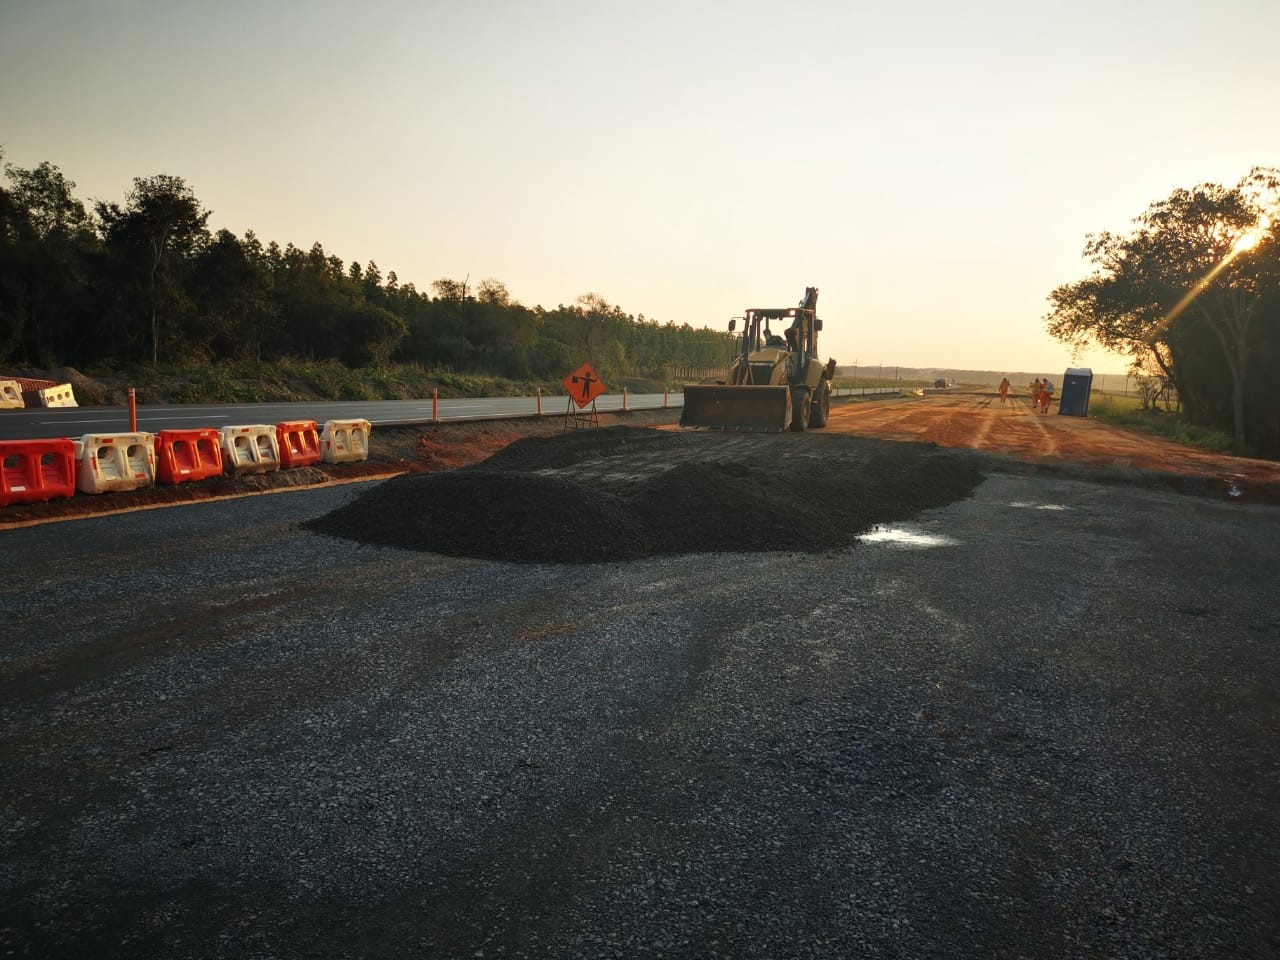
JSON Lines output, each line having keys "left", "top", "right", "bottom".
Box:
{"left": 1089, "top": 392, "right": 1245, "bottom": 456}
{"left": 77, "top": 360, "right": 668, "bottom": 406}
{"left": 75, "top": 362, "right": 919, "bottom": 406}
{"left": 100, "top": 360, "right": 552, "bottom": 405}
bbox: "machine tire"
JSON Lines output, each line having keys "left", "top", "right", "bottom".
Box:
{"left": 790, "top": 386, "right": 811, "bottom": 432}
{"left": 808, "top": 384, "right": 830, "bottom": 428}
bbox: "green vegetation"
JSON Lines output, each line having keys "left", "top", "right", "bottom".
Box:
{"left": 99, "top": 359, "right": 547, "bottom": 405}
{"left": 1, "top": 157, "right": 735, "bottom": 393}
{"left": 68, "top": 359, "right": 674, "bottom": 406}
{"left": 1089, "top": 393, "right": 1242, "bottom": 456}
{"left": 1045, "top": 166, "right": 1280, "bottom": 457}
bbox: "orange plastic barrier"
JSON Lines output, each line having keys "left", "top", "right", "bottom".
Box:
{"left": 276, "top": 420, "right": 321, "bottom": 469}
{"left": 1, "top": 438, "right": 76, "bottom": 507}
{"left": 155, "top": 428, "right": 224, "bottom": 484}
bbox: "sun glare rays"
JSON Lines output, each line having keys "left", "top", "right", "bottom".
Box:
{"left": 1233, "top": 231, "right": 1260, "bottom": 252}
{"left": 1160, "top": 215, "right": 1271, "bottom": 332}
{"left": 1233, "top": 214, "right": 1269, "bottom": 252}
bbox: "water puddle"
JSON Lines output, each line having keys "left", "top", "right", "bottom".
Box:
{"left": 1008, "top": 501, "right": 1070, "bottom": 511}
{"left": 858, "top": 525, "right": 958, "bottom": 549}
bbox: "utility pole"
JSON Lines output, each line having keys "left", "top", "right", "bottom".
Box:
{"left": 456, "top": 273, "right": 470, "bottom": 371}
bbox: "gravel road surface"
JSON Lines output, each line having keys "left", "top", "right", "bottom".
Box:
{"left": 2, "top": 443, "right": 1278, "bottom": 959}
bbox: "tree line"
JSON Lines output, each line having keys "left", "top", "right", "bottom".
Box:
{"left": 1046, "top": 166, "right": 1280, "bottom": 456}
{"left": 0, "top": 155, "right": 734, "bottom": 384}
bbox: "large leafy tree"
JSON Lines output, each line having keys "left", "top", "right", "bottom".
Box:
{"left": 96, "top": 174, "right": 211, "bottom": 362}
{"left": 0, "top": 151, "right": 31, "bottom": 362}
{"left": 430, "top": 277, "right": 473, "bottom": 370}
{"left": 272, "top": 242, "right": 350, "bottom": 360}
{"left": 1047, "top": 167, "right": 1280, "bottom": 447}
{"left": 1, "top": 159, "right": 96, "bottom": 364}
{"left": 188, "top": 229, "right": 279, "bottom": 361}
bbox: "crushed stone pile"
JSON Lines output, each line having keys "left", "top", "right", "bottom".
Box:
{"left": 305, "top": 426, "right": 988, "bottom": 563}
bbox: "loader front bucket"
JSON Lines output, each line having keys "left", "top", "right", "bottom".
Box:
{"left": 679, "top": 384, "right": 791, "bottom": 432}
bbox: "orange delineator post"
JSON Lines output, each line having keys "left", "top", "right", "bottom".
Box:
{"left": 432, "top": 387, "right": 438, "bottom": 422}
{"left": 155, "top": 429, "right": 223, "bottom": 485}
{"left": 128, "top": 387, "right": 137, "bottom": 432}
{"left": 276, "top": 420, "right": 321, "bottom": 469}
{"left": 0, "top": 438, "right": 76, "bottom": 507}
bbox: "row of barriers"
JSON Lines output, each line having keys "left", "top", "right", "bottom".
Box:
{"left": 1, "top": 419, "right": 371, "bottom": 508}
{"left": 0, "top": 378, "right": 77, "bottom": 409}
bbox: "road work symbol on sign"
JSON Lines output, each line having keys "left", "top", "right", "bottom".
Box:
{"left": 563, "top": 362, "right": 606, "bottom": 409}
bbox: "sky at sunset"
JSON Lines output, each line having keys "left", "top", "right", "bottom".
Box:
{"left": 3, "top": 0, "right": 1278, "bottom": 376}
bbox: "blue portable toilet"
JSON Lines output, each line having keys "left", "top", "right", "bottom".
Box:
{"left": 1058, "top": 368, "right": 1093, "bottom": 416}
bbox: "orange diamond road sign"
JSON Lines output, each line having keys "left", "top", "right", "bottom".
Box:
{"left": 563, "top": 362, "right": 606, "bottom": 409}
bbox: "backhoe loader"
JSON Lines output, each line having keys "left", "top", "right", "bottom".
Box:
{"left": 680, "top": 287, "right": 836, "bottom": 432}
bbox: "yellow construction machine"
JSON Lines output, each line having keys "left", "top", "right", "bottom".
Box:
{"left": 680, "top": 287, "right": 836, "bottom": 432}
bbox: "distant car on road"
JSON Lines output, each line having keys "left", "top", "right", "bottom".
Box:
{"left": 933, "top": 378, "right": 952, "bottom": 388}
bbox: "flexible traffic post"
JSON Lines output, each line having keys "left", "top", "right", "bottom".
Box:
{"left": 623, "top": 387, "right": 629, "bottom": 412}
{"left": 432, "top": 387, "right": 438, "bottom": 422}
{"left": 537, "top": 387, "right": 542, "bottom": 416}
{"left": 128, "top": 387, "right": 136, "bottom": 432}
{"left": 663, "top": 387, "right": 668, "bottom": 408}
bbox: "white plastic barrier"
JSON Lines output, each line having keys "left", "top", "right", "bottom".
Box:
{"left": 319, "top": 419, "right": 371, "bottom": 464}
{"left": 38, "top": 383, "right": 77, "bottom": 408}
{"left": 219, "top": 424, "right": 280, "bottom": 474}
{"left": 75, "top": 432, "right": 156, "bottom": 494}
{"left": 0, "top": 380, "right": 23, "bottom": 408}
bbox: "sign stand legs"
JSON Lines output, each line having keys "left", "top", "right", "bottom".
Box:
{"left": 564, "top": 399, "right": 599, "bottom": 430}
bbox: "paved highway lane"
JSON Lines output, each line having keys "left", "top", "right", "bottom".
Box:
{"left": 0, "top": 387, "right": 899, "bottom": 441}
{"left": 0, "top": 393, "right": 680, "bottom": 441}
